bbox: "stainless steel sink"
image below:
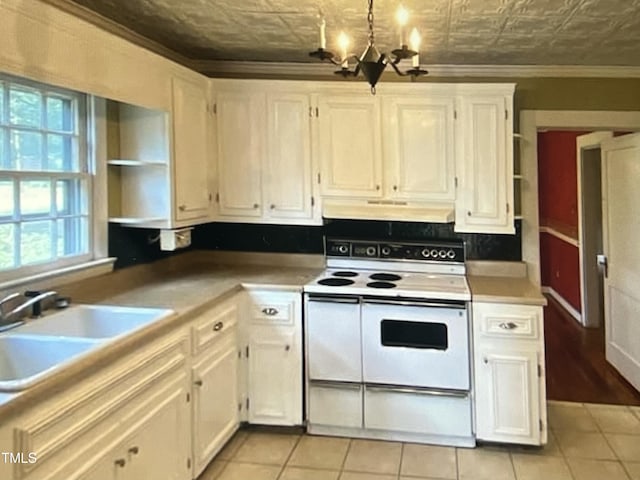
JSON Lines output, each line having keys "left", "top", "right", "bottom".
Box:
{"left": 13, "top": 304, "right": 175, "bottom": 339}
{"left": 0, "top": 335, "right": 103, "bottom": 391}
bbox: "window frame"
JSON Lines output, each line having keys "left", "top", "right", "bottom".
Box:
{"left": 0, "top": 73, "right": 96, "bottom": 284}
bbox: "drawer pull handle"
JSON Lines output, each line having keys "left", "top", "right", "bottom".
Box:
{"left": 194, "top": 379, "right": 203, "bottom": 387}
{"left": 213, "top": 321, "right": 224, "bottom": 331}
{"left": 285, "top": 344, "right": 290, "bottom": 351}
{"left": 262, "top": 307, "right": 279, "bottom": 316}
{"left": 128, "top": 446, "right": 139, "bottom": 455}
{"left": 484, "top": 357, "right": 489, "bottom": 364}
{"left": 115, "top": 459, "right": 126, "bottom": 467}
{"left": 499, "top": 322, "right": 518, "bottom": 330}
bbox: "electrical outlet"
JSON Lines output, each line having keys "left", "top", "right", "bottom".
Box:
{"left": 160, "top": 228, "right": 192, "bottom": 251}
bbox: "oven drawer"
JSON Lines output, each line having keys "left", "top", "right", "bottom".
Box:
{"left": 475, "top": 303, "right": 540, "bottom": 340}
{"left": 364, "top": 386, "right": 472, "bottom": 437}
{"left": 308, "top": 382, "right": 362, "bottom": 429}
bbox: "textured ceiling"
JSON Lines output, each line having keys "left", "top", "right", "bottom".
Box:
{"left": 68, "top": 0, "right": 640, "bottom": 66}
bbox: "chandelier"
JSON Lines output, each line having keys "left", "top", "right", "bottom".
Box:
{"left": 309, "top": 0, "right": 428, "bottom": 94}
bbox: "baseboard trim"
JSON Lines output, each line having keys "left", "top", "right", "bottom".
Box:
{"left": 542, "top": 286, "right": 582, "bottom": 324}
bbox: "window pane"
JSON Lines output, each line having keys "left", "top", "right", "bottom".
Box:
{"left": 46, "top": 97, "right": 73, "bottom": 132}
{"left": 10, "top": 86, "right": 42, "bottom": 128}
{"left": 48, "top": 134, "right": 76, "bottom": 171}
{"left": 20, "top": 220, "right": 53, "bottom": 265}
{"left": 20, "top": 179, "right": 51, "bottom": 217}
{"left": 0, "top": 129, "right": 6, "bottom": 168}
{"left": 11, "top": 130, "right": 43, "bottom": 170}
{"left": 0, "top": 224, "right": 15, "bottom": 270}
{"left": 57, "top": 216, "right": 87, "bottom": 256}
{"left": 0, "top": 179, "right": 14, "bottom": 218}
{"left": 0, "top": 83, "right": 4, "bottom": 124}
{"left": 56, "top": 179, "right": 85, "bottom": 215}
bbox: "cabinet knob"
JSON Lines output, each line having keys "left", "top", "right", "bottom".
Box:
{"left": 483, "top": 357, "right": 489, "bottom": 364}
{"left": 262, "top": 307, "right": 279, "bottom": 316}
{"left": 393, "top": 185, "right": 398, "bottom": 191}
{"left": 179, "top": 204, "right": 187, "bottom": 211}
{"left": 499, "top": 322, "right": 518, "bottom": 330}
{"left": 270, "top": 204, "right": 275, "bottom": 210}
{"left": 213, "top": 321, "right": 224, "bottom": 331}
{"left": 375, "top": 185, "right": 380, "bottom": 190}
{"left": 194, "top": 379, "right": 203, "bottom": 387}
{"left": 285, "top": 345, "right": 291, "bottom": 351}
{"left": 467, "top": 211, "right": 472, "bottom": 216}
{"left": 115, "top": 459, "right": 126, "bottom": 468}
{"left": 253, "top": 203, "right": 259, "bottom": 209}
{"left": 128, "top": 446, "right": 139, "bottom": 455}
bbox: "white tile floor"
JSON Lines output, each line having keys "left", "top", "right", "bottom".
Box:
{"left": 198, "top": 401, "right": 640, "bottom": 480}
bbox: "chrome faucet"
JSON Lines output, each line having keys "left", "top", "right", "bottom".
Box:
{"left": 0, "top": 290, "right": 58, "bottom": 330}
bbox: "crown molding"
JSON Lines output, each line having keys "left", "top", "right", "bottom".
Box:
{"left": 41, "top": 0, "right": 191, "bottom": 67}
{"left": 192, "top": 60, "right": 640, "bottom": 79}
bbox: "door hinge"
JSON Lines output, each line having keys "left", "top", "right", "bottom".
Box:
{"left": 213, "top": 103, "right": 217, "bottom": 114}
{"left": 245, "top": 345, "right": 249, "bottom": 358}
{"left": 238, "top": 402, "right": 242, "bottom": 412}
{"left": 208, "top": 193, "right": 213, "bottom": 203}
{"left": 238, "top": 349, "right": 242, "bottom": 359}
{"left": 246, "top": 398, "right": 250, "bottom": 410}
{"left": 215, "top": 192, "right": 220, "bottom": 203}
{"left": 539, "top": 419, "right": 544, "bottom": 431}
{"left": 309, "top": 106, "right": 313, "bottom": 117}
{"left": 454, "top": 110, "right": 457, "bottom": 120}
{"left": 315, "top": 107, "right": 319, "bottom": 117}
{"left": 317, "top": 173, "right": 321, "bottom": 184}
{"left": 506, "top": 203, "right": 510, "bottom": 214}
{"left": 311, "top": 196, "right": 315, "bottom": 207}
{"left": 537, "top": 364, "right": 542, "bottom": 377}
{"left": 505, "top": 109, "right": 508, "bottom": 120}
{"left": 454, "top": 177, "right": 458, "bottom": 188}
{"left": 186, "top": 392, "right": 190, "bottom": 403}
{"left": 187, "top": 458, "right": 191, "bottom": 469}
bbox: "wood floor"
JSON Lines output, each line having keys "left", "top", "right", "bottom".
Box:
{"left": 544, "top": 295, "right": 640, "bottom": 405}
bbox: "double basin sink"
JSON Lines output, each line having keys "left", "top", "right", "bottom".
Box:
{"left": 0, "top": 305, "right": 175, "bottom": 392}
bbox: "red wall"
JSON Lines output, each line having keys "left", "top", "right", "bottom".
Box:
{"left": 538, "top": 131, "right": 589, "bottom": 313}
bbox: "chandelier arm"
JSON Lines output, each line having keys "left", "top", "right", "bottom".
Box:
{"left": 387, "top": 60, "right": 409, "bottom": 77}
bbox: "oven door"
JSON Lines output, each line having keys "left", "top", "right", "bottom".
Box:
{"left": 361, "top": 299, "right": 469, "bottom": 390}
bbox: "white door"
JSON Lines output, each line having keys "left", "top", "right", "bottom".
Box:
{"left": 172, "top": 76, "right": 211, "bottom": 221}
{"left": 248, "top": 329, "right": 301, "bottom": 425}
{"left": 382, "top": 96, "right": 455, "bottom": 201}
{"left": 601, "top": 133, "right": 640, "bottom": 391}
{"left": 455, "top": 95, "right": 513, "bottom": 233}
{"left": 192, "top": 334, "right": 239, "bottom": 476}
{"left": 264, "top": 93, "right": 316, "bottom": 223}
{"left": 318, "top": 95, "right": 383, "bottom": 198}
{"left": 475, "top": 349, "right": 540, "bottom": 445}
{"left": 577, "top": 132, "right": 613, "bottom": 328}
{"left": 216, "top": 91, "right": 263, "bottom": 218}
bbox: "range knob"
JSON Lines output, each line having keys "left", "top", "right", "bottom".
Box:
{"left": 337, "top": 245, "right": 348, "bottom": 254}
{"left": 447, "top": 249, "right": 456, "bottom": 259}
{"left": 438, "top": 250, "right": 447, "bottom": 259}
{"left": 430, "top": 249, "right": 439, "bottom": 258}
{"left": 366, "top": 246, "right": 377, "bottom": 257}
{"left": 381, "top": 246, "right": 391, "bottom": 256}
{"left": 421, "top": 248, "right": 431, "bottom": 258}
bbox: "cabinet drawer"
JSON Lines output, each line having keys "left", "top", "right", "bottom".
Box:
{"left": 364, "top": 386, "right": 472, "bottom": 438}
{"left": 475, "top": 303, "right": 541, "bottom": 340}
{"left": 14, "top": 332, "right": 189, "bottom": 480}
{"left": 308, "top": 382, "right": 362, "bottom": 429}
{"left": 248, "top": 291, "right": 300, "bottom": 327}
{"left": 192, "top": 298, "right": 239, "bottom": 355}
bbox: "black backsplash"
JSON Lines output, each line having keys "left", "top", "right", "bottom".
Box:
{"left": 192, "top": 220, "right": 522, "bottom": 261}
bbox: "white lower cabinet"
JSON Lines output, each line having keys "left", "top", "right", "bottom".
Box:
{"left": 245, "top": 290, "right": 303, "bottom": 426}
{"left": 473, "top": 302, "right": 546, "bottom": 445}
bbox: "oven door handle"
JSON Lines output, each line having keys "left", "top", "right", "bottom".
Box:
{"left": 365, "top": 384, "right": 469, "bottom": 398}
{"left": 362, "top": 299, "right": 466, "bottom": 309}
{"left": 307, "top": 295, "right": 360, "bottom": 304}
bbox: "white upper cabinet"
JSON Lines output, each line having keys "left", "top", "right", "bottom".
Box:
{"left": 172, "top": 75, "right": 211, "bottom": 222}
{"left": 264, "top": 93, "right": 316, "bottom": 222}
{"left": 455, "top": 90, "right": 514, "bottom": 233}
{"left": 382, "top": 95, "right": 455, "bottom": 202}
{"left": 215, "top": 90, "right": 264, "bottom": 218}
{"left": 318, "top": 95, "right": 383, "bottom": 198}
{"left": 212, "top": 81, "right": 320, "bottom": 225}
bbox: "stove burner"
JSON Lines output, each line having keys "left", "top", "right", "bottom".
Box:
{"left": 318, "top": 278, "right": 355, "bottom": 286}
{"left": 367, "top": 281, "right": 397, "bottom": 289}
{"left": 332, "top": 271, "right": 359, "bottom": 277}
{"left": 369, "top": 273, "right": 402, "bottom": 282}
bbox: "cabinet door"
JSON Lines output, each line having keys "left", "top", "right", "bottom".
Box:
{"left": 172, "top": 76, "right": 211, "bottom": 222}
{"left": 383, "top": 96, "right": 455, "bottom": 202}
{"left": 264, "top": 93, "right": 316, "bottom": 223}
{"left": 75, "top": 448, "right": 120, "bottom": 480}
{"left": 318, "top": 95, "right": 383, "bottom": 198}
{"left": 192, "top": 330, "right": 239, "bottom": 477}
{"left": 248, "top": 329, "right": 302, "bottom": 425}
{"left": 475, "top": 349, "right": 541, "bottom": 445}
{"left": 455, "top": 95, "right": 514, "bottom": 233}
{"left": 122, "top": 374, "right": 191, "bottom": 480}
{"left": 216, "top": 92, "right": 263, "bottom": 218}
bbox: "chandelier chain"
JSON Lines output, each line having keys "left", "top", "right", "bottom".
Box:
{"left": 367, "top": 0, "right": 375, "bottom": 45}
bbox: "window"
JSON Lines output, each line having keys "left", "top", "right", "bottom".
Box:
{"left": 0, "top": 75, "right": 91, "bottom": 279}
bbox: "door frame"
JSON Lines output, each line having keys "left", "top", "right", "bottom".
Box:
{"left": 519, "top": 111, "right": 640, "bottom": 289}
{"left": 576, "top": 132, "right": 613, "bottom": 327}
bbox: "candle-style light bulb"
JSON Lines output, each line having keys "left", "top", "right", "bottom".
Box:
{"left": 338, "top": 32, "right": 350, "bottom": 68}
{"left": 319, "top": 16, "right": 327, "bottom": 50}
{"left": 410, "top": 28, "right": 421, "bottom": 67}
{"left": 396, "top": 5, "right": 409, "bottom": 46}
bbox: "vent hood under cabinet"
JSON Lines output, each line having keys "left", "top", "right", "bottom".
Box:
{"left": 322, "top": 199, "right": 455, "bottom": 223}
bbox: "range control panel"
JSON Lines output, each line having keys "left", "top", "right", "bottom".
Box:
{"left": 325, "top": 238, "right": 466, "bottom": 263}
